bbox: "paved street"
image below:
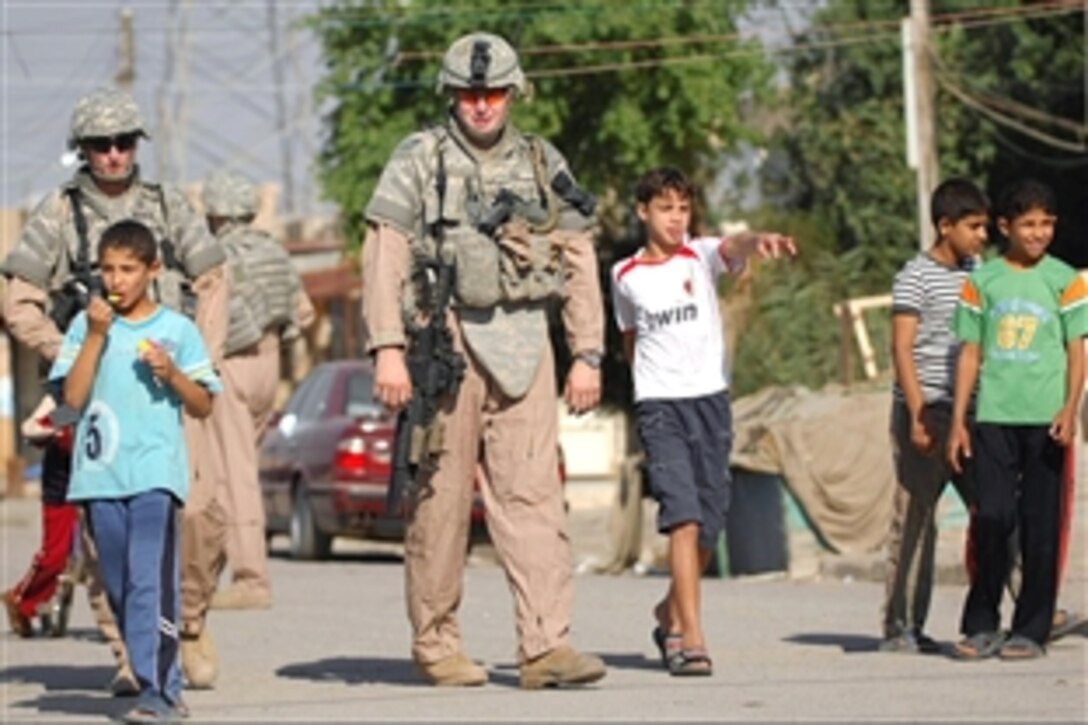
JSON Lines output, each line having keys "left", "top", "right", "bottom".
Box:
{"left": 2, "top": 477, "right": 1085, "bottom": 722}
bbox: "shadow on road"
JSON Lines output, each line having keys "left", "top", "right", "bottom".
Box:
{"left": 268, "top": 550, "right": 405, "bottom": 565}
{"left": 600, "top": 651, "right": 669, "bottom": 672}
{"left": 276, "top": 656, "right": 420, "bottom": 685}
{"left": 0, "top": 663, "right": 116, "bottom": 690}
{"left": 783, "top": 633, "right": 883, "bottom": 653}
{"left": 9, "top": 692, "right": 121, "bottom": 720}
{"left": 2, "top": 664, "right": 119, "bottom": 719}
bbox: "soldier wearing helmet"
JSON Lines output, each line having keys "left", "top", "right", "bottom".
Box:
{"left": 194, "top": 170, "right": 314, "bottom": 613}
{"left": 1, "top": 87, "right": 228, "bottom": 693}
{"left": 362, "top": 32, "right": 606, "bottom": 688}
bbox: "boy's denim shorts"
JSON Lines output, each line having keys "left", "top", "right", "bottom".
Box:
{"left": 635, "top": 390, "right": 733, "bottom": 550}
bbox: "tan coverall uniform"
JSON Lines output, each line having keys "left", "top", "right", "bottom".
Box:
{"left": 362, "top": 122, "right": 604, "bottom": 665}
{"left": 180, "top": 241, "right": 313, "bottom": 627}
{"left": 210, "top": 293, "right": 314, "bottom": 597}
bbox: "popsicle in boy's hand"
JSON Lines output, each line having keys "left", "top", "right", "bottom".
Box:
{"left": 138, "top": 338, "right": 176, "bottom": 386}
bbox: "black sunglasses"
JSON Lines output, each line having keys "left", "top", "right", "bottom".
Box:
{"left": 83, "top": 134, "right": 139, "bottom": 153}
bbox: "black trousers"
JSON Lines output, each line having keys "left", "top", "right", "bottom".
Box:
{"left": 960, "top": 423, "right": 1064, "bottom": 645}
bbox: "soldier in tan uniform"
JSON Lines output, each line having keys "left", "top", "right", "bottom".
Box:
{"left": 198, "top": 170, "right": 315, "bottom": 610}
{"left": 0, "top": 87, "right": 228, "bottom": 693}
{"left": 362, "top": 32, "right": 607, "bottom": 688}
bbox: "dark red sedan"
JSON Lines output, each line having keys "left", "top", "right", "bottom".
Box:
{"left": 258, "top": 359, "right": 489, "bottom": 560}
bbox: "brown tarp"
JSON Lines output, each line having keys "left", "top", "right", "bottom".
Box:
{"left": 729, "top": 384, "right": 895, "bottom": 555}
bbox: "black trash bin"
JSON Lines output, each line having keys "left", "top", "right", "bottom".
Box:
{"left": 723, "top": 468, "right": 789, "bottom": 576}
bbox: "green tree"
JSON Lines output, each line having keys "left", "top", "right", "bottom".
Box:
{"left": 310, "top": 0, "right": 777, "bottom": 405}
{"left": 735, "top": 0, "right": 1086, "bottom": 395}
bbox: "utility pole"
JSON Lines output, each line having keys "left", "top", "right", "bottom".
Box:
{"left": 268, "top": 0, "right": 296, "bottom": 216}
{"left": 115, "top": 8, "right": 135, "bottom": 92}
{"left": 158, "top": 0, "right": 192, "bottom": 182}
{"left": 902, "top": 0, "right": 939, "bottom": 250}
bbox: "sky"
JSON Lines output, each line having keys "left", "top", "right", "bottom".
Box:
{"left": 1, "top": 0, "right": 328, "bottom": 212}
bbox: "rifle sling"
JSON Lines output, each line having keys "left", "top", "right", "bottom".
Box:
{"left": 65, "top": 188, "right": 93, "bottom": 284}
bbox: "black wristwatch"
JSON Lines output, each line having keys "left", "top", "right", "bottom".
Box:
{"left": 574, "top": 350, "right": 603, "bottom": 369}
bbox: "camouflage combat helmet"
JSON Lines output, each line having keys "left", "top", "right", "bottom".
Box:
{"left": 202, "top": 170, "right": 259, "bottom": 219}
{"left": 436, "top": 32, "right": 527, "bottom": 94}
{"left": 68, "top": 87, "right": 149, "bottom": 150}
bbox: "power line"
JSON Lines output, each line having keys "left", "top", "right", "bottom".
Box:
{"left": 390, "top": 0, "right": 1080, "bottom": 59}
{"left": 929, "top": 50, "right": 1087, "bottom": 140}
{"left": 1, "top": 0, "right": 729, "bottom": 36}
{"left": 936, "top": 72, "right": 1088, "bottom": 153}
{"left": 988, "top": 125, "right": 1088, "bottom": 168}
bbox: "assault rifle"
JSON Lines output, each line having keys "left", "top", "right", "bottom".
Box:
{"left": 386, "top": 150, "right": 466, "bottom": 514}
{"left": 385, "top": 251, "right": 465, "bottom": 513}
{"left": 48, "top": 275, "right": 103, "bottom": 331}
{"left": 49, "top": 188, "right": 102, "bottom": 331}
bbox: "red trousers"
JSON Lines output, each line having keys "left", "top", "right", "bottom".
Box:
{"left": 9, "top": 502, "right": 78, "bottom": 618}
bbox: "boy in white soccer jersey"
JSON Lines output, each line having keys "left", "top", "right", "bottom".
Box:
{"left": 611, "top": 167, "right": 794, "bottom": 676}
{"left": 51, "top": 220, "right": 220, "bottom": 722}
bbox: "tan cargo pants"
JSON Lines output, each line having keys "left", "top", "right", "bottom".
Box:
{"left": 180, "top": 413, "right": 227, "bottom": 635}
{"left": 406, "top": 341, "right": 572, "bottom": 665}
{"left": 206, "top": 333, "right": 280, "bottom": 596}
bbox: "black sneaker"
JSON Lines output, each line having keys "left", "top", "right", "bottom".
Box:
{"left": 914, "top": 631, "right": 941, "bottom": 654}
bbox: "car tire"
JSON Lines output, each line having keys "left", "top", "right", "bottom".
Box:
{"left": 289, "top": 483, "right": 332, "bottom": 561}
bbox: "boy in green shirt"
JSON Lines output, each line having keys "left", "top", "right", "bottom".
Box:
{"left": 948, "top": 179, "right": 1087, "bottom": 660}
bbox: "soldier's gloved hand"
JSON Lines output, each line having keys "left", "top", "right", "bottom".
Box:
{"left": 564, "top": 359, "right": 600, "bottom": 416}
{"left": 85, "top": 295, "right": 114, "bottom": 336}
{"left": 375, "top": 347, "right": 413, "bottom": 411}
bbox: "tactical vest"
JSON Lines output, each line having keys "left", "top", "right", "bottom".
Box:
{"left": 219, "top": 224, "right": 299, "bottom": 357}
{"left": 419, "top": 127, "right": 566, "bottom": 310}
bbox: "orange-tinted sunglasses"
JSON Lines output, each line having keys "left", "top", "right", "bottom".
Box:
{"left": 454, "top": 88, "right": 510, "bottom": 107}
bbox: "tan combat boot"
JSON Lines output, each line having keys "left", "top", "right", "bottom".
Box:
{"left": 180, "top": 625, "right": 219, "bottom": 689}
{"left": 210, "top": 584, "right": 272, "bottom": 611}
{"left": 415, "top": 652, "right": 488, "bottom": 687}
{"left": 519, "top": 645, "right": 606, "bottom": 689}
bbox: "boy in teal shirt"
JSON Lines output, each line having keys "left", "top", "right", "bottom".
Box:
{"left": 948, "top": 179, "right": 1087, "bottom": 660}
{"left": 51, "top": 220, "right": 220, "bottom": 721}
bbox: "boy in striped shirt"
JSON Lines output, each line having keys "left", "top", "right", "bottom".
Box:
{"left": 948, "top": 179, "right": 1087, "bottom": 660}
{"left": 881, "top": 178, "right": 989, "bottom": 653}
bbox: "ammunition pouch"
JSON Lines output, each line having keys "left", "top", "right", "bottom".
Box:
{"left": 451, "top": 226, "right": 502, "bottom": 308}
{"left": 496, "top": 219, "right": 564, "bottom": 303}
{"left": 450, "top": 189, "right": 563, "bottom": 309}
